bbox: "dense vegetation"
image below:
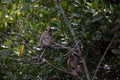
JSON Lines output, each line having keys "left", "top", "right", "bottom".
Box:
{"left": 0, "top": 0, "right": 120, "bottom": 80}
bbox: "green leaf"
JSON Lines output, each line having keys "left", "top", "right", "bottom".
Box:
{"left": 90, "top": 16, "right": 104, "bottom": 23}
{"left": 112, "top": 49, "right": 120, "bottom": 54}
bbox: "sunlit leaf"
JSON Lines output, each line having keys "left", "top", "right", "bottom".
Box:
{"left": 112, "top": 49, "right": 120, "bottom": 54}
{"left": 19, "top": 44, "right": 24, "bottom": 56}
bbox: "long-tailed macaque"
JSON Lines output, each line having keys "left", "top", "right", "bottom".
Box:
{"left": 67, "top": 52, "right": 82, "bottom": 76}
{"left": 39, "top": 26, "right": 53, "bottom": 48}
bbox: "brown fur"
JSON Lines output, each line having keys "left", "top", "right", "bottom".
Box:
{"left": 39, "top": 27, "right": 53, "bottom": 48}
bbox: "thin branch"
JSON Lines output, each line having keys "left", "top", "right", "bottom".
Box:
{"left": 64, "top": 40, "right": 81, "bottom": 57}
{"left": 54, "top": 0, "right": 76, "bottom": 42}
{"left": 92, "top": 33, "right": 116, "bottom": 80}
{"left": 54, "top": 0, "right": 90, "bottom": 80}
{"left": 67, "top": 40, "right": 81, "bottom": 54}
{"left": 52, "top": 42, "right": 78, "bottom": 55}
{"left": 52, "top": 42, "right": 72, "bottom": 49}
{"left": 37, "top": 48, "right": 47, "bottom": 62}
{"left": 39, "top": 48, "right": 46, "bottom": 58}
{"left": 6, "top": 57, "right": 23, "bottom": 61}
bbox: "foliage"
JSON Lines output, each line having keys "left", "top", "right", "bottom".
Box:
{"left": 0, "top": 0, "right": 120, "bottom": 80}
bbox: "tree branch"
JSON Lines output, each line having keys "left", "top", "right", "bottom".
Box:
{"left": 54, "top": 0, "right": 90, "bottom": 80}
{"left": 54, "top": 0, "right": 76, "bottom": 42}
{"left": 51, "top": 42, "right": 79, "bottom": 55}
{"left": 92, "top": 33, "right": 116, "bottom": 80}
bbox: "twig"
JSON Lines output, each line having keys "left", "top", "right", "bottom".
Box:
{"left": 52, "top": 42, "right": 72, "bottom": 49}
{"left": 92, "top": 33, "right": 116, "bottom": 80}
{"left": 54, "top": 0, "right": 76, "bottom": 41}
{"left": 37, "top": 48, "right": 46, "bottom": 62}
{"left": 65, "top": 40, "right": 81, "bottom": 56}
{"left": 68, "top": 40, "right": 81, "bottom": 53}
{"left": 40, "top": 48, "right": 46, "bottom": 58}
{"left": 54, "top": 0, "right": 90, "bottom": 80}
{"left": 52, "top": 42, "right": 78, "bottom": 55}
{"left": 6, "top": 57, "right": 23, "bottom": 61}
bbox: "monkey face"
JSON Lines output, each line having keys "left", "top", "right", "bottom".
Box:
{"left": 45, "top": 26, "right": 52, "bottom": 34}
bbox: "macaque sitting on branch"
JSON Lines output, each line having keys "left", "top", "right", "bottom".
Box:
{"left": 67, "top": 52, "right": 83, "bottom": 76}
{"left": 39, "top": 26, "right": 53, "bottom": 48}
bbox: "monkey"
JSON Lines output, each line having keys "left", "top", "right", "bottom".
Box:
{"left": 67, "top": 52, "right": 82, "bottom": 76}
{"left": 39, "top": 26, "right": 53, "bottom": 48}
